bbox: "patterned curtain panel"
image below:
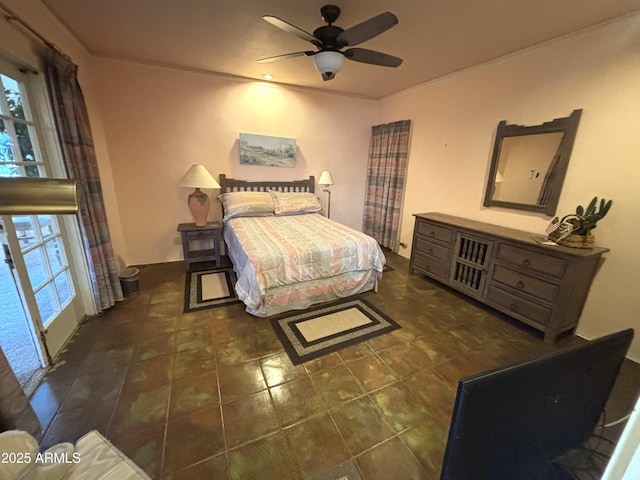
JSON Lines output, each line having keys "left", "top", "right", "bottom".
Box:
{"left": 537, "top": 151, "right": 561, "bottom": 206}
{"left": 363, "top": 119, "right": 411, "bottom": 251}
{"left": 45, "top": 49, "right": 123, "bottom": 312}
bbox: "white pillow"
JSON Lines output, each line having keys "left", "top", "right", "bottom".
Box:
{"left": 218, "top": 191, "right": 275, "bottom": 221}
{"left": 270, "top": 191, "right": 322, "bottom": 216}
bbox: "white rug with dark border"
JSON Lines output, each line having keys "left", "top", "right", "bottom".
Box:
{"left": 270, "top": 297, "right": 401, "bottom": 365}
{"left": 183, "top": 267, "right": 241, "bottom": 313}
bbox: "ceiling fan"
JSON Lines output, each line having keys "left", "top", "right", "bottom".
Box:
{"left": 257, "top": 4, "right": 403, "bottom": 81}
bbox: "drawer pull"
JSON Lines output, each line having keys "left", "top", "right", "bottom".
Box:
{"left": 510, "top": 303, "right": 519, "bottom": 312}
{"left": 429, "top": 231, "right": 436, "bottom": 237}
{"left": 522, "top": 258, "right": 531, "bottom": 267}
{"left": 427, "top": 248, "right": 433, "bottom": 255}
{"left": 516, "top": 280, "right": 525, "bottom": 290}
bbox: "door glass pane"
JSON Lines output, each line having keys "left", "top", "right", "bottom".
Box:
{"left": 24, "top": 246, "right": 48, "bottom": 290}
{"left": 1, "top": 74, "right": 26, "bottom": 120}
{"left": 54, "top": 271, "right": 73, "bottom": 306}
{"left": 15, "top": 216, "right": 38, "bottom": 249}
{"left": 38, "top": 215, "right": 55, "bottom": 239}
{"left": 46, "top": 238, "right": 65, "bottom": 274}
{"left": 35, "top": 283, "right": 57, "bottom": 326}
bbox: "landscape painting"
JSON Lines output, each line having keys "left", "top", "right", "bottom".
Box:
{"left": 239, "top": 133, "right": 296, "bottom": 167}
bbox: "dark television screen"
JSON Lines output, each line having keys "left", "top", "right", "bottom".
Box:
{"left": 440, "top": 329, "right": 634, "bottom": 480}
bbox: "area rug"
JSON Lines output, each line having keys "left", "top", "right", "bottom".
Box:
{"left": 270, "top": 297, "right": 401, "bottom": 365}
{"left": 183, "top": 267, "right": 241, "bottom": 313}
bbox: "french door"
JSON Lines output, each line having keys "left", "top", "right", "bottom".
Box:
{"left": 0, "top": 59, "right": 86, "bottom": 362}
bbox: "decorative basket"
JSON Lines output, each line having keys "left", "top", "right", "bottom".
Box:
{"left": 548, "top": 230, "right": 595, "bottom": 249}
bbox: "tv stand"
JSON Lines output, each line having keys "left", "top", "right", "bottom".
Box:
{"left": 409, "top": 213, "right": 609, "bottom": 343}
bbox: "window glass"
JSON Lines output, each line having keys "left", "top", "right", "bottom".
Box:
{"left": 55, "top": 271, "right": 73, "bottom": 307}
{"left": 46, "top": 238, "right": 65, "bottom": 274}
{"left": 1, "top": 73, "right": 25, "bottom": 120}
{"left": 36, "top": 283, "right": 57, "bottom": 326}
{"left": 24, "top": 246, "right": 48, "bottom": 290}
{"left": 38, "top": 215, "right": 56, "bottom": 239}
{"left": 15, "top": 215, "right": 38, "bottom": 249}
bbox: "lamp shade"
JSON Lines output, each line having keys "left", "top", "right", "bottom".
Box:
{"left": 179, "top": 164, "right": 220, "bottom": 189}
{"left": 318, "top": 171, "right": 334, "bottom": 186}
{"left": 313, "top": 51, "right": 345, "bottom": 77}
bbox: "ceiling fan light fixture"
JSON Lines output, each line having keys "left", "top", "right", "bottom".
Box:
{"left": 313, "top": 51, "right": 344, "bottom": 78}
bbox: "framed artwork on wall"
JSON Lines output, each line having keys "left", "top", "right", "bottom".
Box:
{"left": 239, "top": 133, "right": 296, "bottom": 167}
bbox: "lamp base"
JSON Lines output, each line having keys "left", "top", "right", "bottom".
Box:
{"left": 187, "top": 188, "right": 210, "bottom": 226}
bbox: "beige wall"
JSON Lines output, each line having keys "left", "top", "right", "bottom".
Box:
{"left": 378, "top": 14, "right": 640, "bottom": 359}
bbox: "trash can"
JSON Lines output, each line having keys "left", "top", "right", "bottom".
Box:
{"left": 119, "top": 267, "right": 140, "bottom": 296}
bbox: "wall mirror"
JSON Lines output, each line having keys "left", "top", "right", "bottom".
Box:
{"left": 483, "top": 109, "right": 582, "bottom": 216}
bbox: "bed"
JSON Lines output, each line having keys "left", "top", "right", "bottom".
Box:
{"left": 219, "top": 174, "right": 386, "bottom": 317}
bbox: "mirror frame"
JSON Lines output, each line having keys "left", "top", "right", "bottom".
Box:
{"left": 483, "top": 109, "right": 582, "bottom": 216}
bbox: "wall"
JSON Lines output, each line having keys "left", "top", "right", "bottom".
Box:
{"left": 378, "top": 13, "right": 640, "bottom": 359}
{"left": 89, "top": 59, "right": 377, "bottom": 265}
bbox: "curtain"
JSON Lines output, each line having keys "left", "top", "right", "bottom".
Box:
{"left": 537, "top": 151, "right": 561, "bottom": 206}
{"left": 45, "top": 49, "right": 123, "bottom": 311}
{"left": 362, "top": 119, "right": 411, "bottom": 251}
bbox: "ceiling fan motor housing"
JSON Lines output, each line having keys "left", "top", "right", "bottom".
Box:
{"left": 313, "top": 25, "right": 346, "bottom": 49}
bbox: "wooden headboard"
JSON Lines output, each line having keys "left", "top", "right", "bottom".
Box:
{"left": 219, "top": 174, "right": 315, "bottom": 193}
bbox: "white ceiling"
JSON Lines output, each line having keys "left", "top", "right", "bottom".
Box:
{"left": 41, "top": 0, "right": 640, "bottom": 99}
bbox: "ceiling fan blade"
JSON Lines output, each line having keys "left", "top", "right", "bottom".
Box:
{"left": 263, "top": 16, "right": 322, "bottom": 47}
{"left": 337, "top": 12, "right": 398, "bottom": 47}
{"left": 344, "top": 48, "right": 403, "bottom": 67}
{"left": 257, "top": 51, "right": 314, "bottom": 63}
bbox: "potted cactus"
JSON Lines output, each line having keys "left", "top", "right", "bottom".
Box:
{"left": 547, "top": 197, "right": 613, "bottom": 248}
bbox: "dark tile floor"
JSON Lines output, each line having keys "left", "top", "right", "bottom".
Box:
{"left": 28, "top": 252, "right": 640, "bottom": 479}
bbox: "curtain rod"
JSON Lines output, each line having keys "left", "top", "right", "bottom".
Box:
{"left": 0, "top": 0, "right": 72, "bottom": 63}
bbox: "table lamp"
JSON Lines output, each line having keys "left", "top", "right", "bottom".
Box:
{"left": 318, "top": 170, "right": 334, "bottom": 218}
{"left": 179, "top": 164, "right": 220, "bottom": 226}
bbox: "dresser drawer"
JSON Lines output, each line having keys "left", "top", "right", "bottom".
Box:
{"left": 412, "top": 253, "right": 450, "bottom": 281}
{"left": 491, "top": 265, "right": 559, "bottom": 303}
{"left": 185, "top": 230, "right": 217, "bottom": 240}
{"left": 414, "top": 237, "right": 450, "bottom": 262}
{"left": 495, "top": 243, "right": 567, "bottom": 279}
{"left": 487, "top": 285, "right": 552, "bottom": 327}
{"left": 416, "top": 221, "right": 454, "bottom": 244}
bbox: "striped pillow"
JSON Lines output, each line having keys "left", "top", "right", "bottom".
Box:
{"left": 270, "top": 191, "right": 322, "bottom": 216}
{"left": 218, "top": 192, "right": 275, "bottom": 221}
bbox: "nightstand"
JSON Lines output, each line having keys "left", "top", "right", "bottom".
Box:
{"left": 177, "top": 222, "right": 222, "bottom": 271}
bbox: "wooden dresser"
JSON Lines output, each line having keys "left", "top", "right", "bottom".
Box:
{"left": 409, "top": 213, "right": 609, "bottom": 343}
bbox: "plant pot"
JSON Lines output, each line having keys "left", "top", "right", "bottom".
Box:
{"left": 548, "top": 231, "right": 595, "bottom": 249}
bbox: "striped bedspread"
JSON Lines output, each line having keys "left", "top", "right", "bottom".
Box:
{"left": 224, "top": 214, "right": 386, "bottom": 316}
